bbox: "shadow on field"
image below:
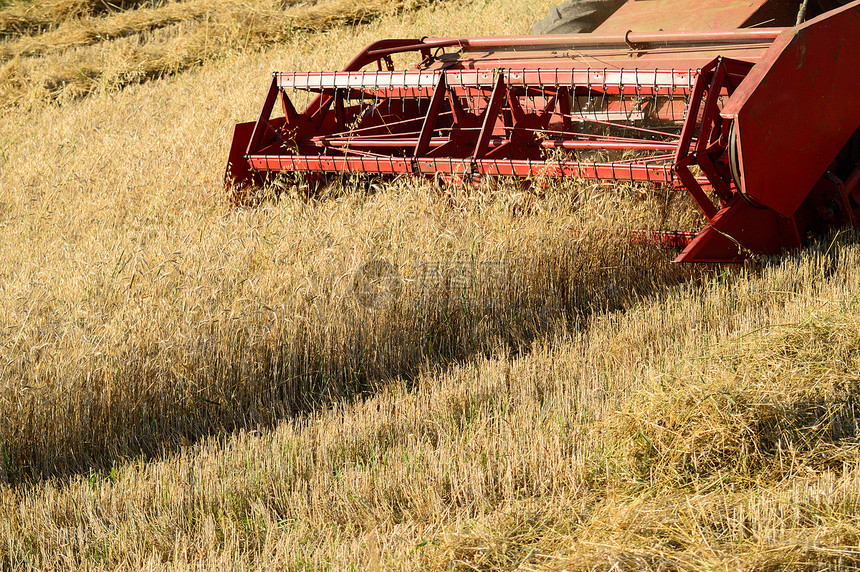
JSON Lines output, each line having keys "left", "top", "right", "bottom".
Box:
{"left": 19, "top": 228, "right": 859, "bottom": 487}
{"left": 3, "top": 232, "right": 707, "bottom": 485}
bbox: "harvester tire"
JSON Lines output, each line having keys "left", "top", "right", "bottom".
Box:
{"left": 533, "top": 0, "right": 626, "bottom": 35}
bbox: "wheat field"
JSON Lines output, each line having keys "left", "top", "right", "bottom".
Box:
{"left": 1, "top": 0, "right": 860, "bottom": 569}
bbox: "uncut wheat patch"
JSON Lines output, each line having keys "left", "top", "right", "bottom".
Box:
{"left": 0, "top": 164, "right": 699, "bottom": 482}
{"left": 0, "top": 0, "right": 623, "bottom": 482}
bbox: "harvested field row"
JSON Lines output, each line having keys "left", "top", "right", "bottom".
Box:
{"left": 0, "top": 0, "right": 434, "bottom": 105}
{"left": 0, "top": 0, "right": 213, "bottom": 60}
{"left": 0, "top": 0, "right": 160, "bottom": 38}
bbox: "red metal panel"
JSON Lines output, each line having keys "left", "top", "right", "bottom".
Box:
{"left": 225, "top": 121, "right": 259, "bottom": 188}
{"left": 249, "top": 155, "right": 412, "bottom": 173}
{"left": 675, "top": 195, "right": 785, "bottom": 263}
{"left": 721, "top": 1, "right": 860, "bottom": 217}
{"left": 247, "top": 153, "right": 678, "bottom": 184}
{"left": 595, "top": 0, "right": 771, "bottom": 33}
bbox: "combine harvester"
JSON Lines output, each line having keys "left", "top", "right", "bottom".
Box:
{"left": 226, "top": 0, "right": 860, "bottom": 262}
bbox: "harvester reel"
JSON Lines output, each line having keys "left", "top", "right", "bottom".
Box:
{"left": 226, "top": 0, "right": 860, "bottom": 263}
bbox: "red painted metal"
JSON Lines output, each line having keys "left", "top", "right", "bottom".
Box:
{"left": 594, "top": 0, "right": 781, "bottom": 33}
{"left": 721, "top": 3, "right": 860, "bottom": 217}
{"left": 226, "top": 0, "right": 860, "bottom": 263}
